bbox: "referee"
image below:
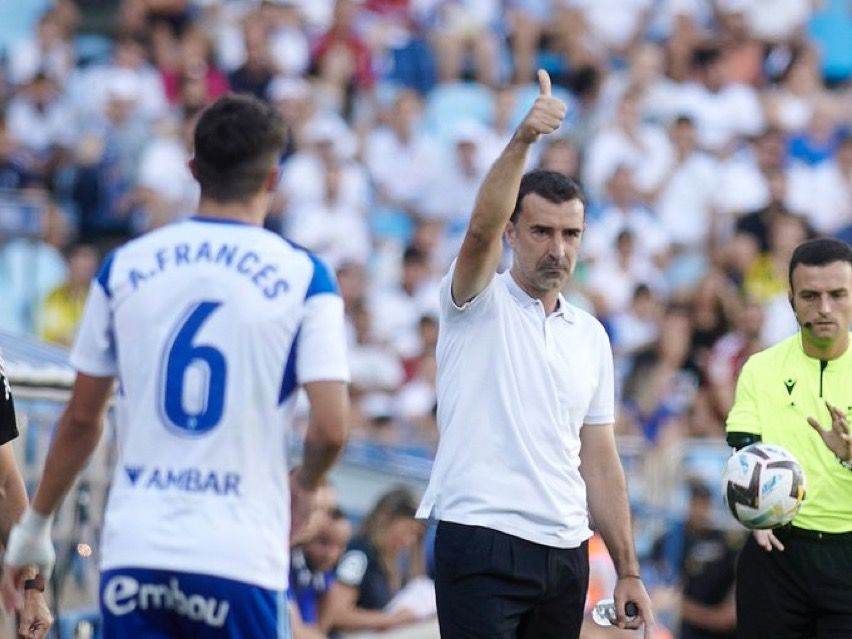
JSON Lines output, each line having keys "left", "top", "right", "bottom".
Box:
{"left": 416, "top": 70, "right": 654, "bottom": 639}
{"left": 726, "top": 238, "right": 852, "bottom": 638}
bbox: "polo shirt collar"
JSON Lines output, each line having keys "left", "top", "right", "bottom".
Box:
{"left": 501, "top": 270, "right": 575, "bottom": 323}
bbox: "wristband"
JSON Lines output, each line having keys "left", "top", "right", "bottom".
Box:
{"left": 24, "top": 575, "right": 45, "bottom": 592}
{"left": 839, "top": 457, "right": 852, "bottom": 471}
{"left": 618, "top": 574, "right": 641, "bottom": 580}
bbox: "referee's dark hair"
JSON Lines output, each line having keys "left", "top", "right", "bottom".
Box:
{"left": 192, "top": 94, "right": 287, "bottom": 202}
{"left": 788, "top": 238, "right": 852, "bottom": 290}
{"left": 510, "top": 170, "right": 584, "bottom": 224}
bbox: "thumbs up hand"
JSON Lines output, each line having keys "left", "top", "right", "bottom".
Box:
{"left": 515, "top": 69, "right": 567, "bottom": 145}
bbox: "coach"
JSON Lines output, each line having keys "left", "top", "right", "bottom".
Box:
{"left": 416, "top": 70, "right": 654, "bottom": 639}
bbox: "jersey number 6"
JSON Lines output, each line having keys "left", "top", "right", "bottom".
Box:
{"left": 160, "top": 300, "right": 227, "bottom": 435}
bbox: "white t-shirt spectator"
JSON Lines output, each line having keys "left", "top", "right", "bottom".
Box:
{"left": 364, "top": 127, "right": 442, "bottom": 209}
{"left": 671, "top": 82, "right": 765, "bottom": 153}
{"left": 287, "top": 201, "right": 372, "bottom": 270}
{"left": 6, "top": 95, "right": 75, "bottom": 155}
{"left": 655, "top": 152, "right": 719, "bottom": 248}
{"left": 584, "top": 124, "right": 674, "bottom": 202}
{"left": 137, "top": 136, "right": 199, "bottom": 216}
{"left": 787, "top": 160, "right": 851, "bottom": 235}
{"left": 583, "top": 204, "right": 670, "bottom": 263}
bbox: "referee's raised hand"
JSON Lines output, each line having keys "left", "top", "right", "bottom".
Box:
{"left": 515, "top": 69, "right": 568, "bottom": 144}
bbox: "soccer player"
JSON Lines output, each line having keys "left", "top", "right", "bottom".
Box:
{"left": 1, "top": 95, "right": 350, "bottom": 638}
{"left": 0, "top": 354, "right": 52, "bottom": 639}
{"left": 726, "top": 238, "right": 852, "bottom": 638}
{"left": 417, "top": 70, "right": 655, "bottom": 639}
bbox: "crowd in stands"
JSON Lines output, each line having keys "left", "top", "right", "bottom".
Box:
{"left": 2, "top": 0, "right": 848, "bottom": 453}
{"left": 1, "top": 1, "right": 848, "bottom": 637}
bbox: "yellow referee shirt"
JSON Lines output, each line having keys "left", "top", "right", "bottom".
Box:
{"left": 726, "top": 332, "right": 852, "bottom": 533}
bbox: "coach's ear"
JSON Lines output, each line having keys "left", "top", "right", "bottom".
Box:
{"left": 188, "top": 157, "right": 198, "bottom": 180}
{"left": 264, "top": 166, "right": 279, "bottom": 193}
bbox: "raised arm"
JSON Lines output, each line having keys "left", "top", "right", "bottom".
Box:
{"left": 451, "top": 70, "right": 567, "bottom": 304}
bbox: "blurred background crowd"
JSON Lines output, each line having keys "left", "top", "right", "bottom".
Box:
{"left": 0, "top": 0, "right": 849, "bottom": 636}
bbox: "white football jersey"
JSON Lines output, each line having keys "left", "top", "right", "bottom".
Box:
{"left": 70, "top": 217, "right": 349, "bottom": 590}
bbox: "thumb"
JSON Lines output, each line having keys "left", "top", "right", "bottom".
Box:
{"left": 537, "top": 69, "right": 552, "bottom": 96}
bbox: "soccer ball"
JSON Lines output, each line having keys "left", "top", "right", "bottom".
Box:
{"left": 721, "top": 443, "right": 806, "bottom": 530}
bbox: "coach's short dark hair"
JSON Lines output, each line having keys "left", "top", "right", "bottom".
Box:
{"left": 788, "top": 238, "right": 852, "bottom": 290}
{"left": 192, "top": 94, "right": 287, "bottom": 202}
{"left": 510, "top": 170, "right": 584, "bottom": 224}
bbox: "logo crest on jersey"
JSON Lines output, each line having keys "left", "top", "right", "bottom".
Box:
{"left": 784, "top": 378, "right": 796, "bottom": 395}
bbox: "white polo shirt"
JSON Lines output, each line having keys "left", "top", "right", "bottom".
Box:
{"left": 416, "top": 262, "right": 615, "bottom": 548}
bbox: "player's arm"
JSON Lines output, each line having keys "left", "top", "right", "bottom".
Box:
{"left": 451, "top": 69, "right": 566, "bottom": 305}
{"left": 295, "top": 381, "right": 348, "bottom": 490}
{"left": 580, "top": 424, "right": 655, "bottom": 638}
{"left": 290, "top": 258, "right": 351, "bottom": 540}
{"left": 30, "top": 373, "right": 113, "bottom": 516}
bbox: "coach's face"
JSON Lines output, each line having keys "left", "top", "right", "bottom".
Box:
{"left": 790, "top": 260, "right": 852, "bottom": 346}
{"left": 506, "top": 193, "right": 584, "bottom": 295}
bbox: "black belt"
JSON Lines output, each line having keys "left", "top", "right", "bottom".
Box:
{"left": 774, "top": 525, "right": 852, "bottom": 543}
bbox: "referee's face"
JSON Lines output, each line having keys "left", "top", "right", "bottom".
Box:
{"left": 791, "top": 261, "right": 852, "bottom": 347}
{"left": 507, "top": 193, "right": 585, "bottom": 296}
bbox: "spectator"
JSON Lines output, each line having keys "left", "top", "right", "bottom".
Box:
{"left": 583, "top": 87, "right": 674, "bottom": 203}
{"left": 227, "top": 17, "right": 276, "bottom": 99}
{"left": 653, "top": 115, "right": 719, "bottom": 261}
{"left": 35, "top": 243, "right": 98, "bottom": 347}
{"left": 583, "top": 165, "right": 670, "bottom": 268}
{"left": 706, "top": 296, "right": 765, "bottom": 418}
{"left": 289, "top": 508, "right": 352, "bottom": 630}
{"left": 7, "top": 9, "right": 75, "bottom": 87}
{"left": 320, "top": 487, "right": 427, "bottom": 634}
{"left": 424, "top": 0, "right": 501, "bottom": 85}
{"left": 651, "top": 480, "right": 742, "bottom": 639}
{"left": 364, "top": 88, "right": 441, "bottom": 216}
{"left": 0, "top": 197, "right": 69, "bottom": 336}
{"left": 5, "top": 72, "right": 75, "bottom": 180}
{"left": 671, "top": 44, "right": 765, "bottom": 155}
{"left": 158, "top": 25, "right": 229, "bottom": 106}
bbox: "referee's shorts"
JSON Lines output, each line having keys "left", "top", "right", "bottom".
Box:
{"left": 433, "top": 520, "right": 588, "bottom": 639}
{"left": 736, "top": 525, "right": 852, "bottom": 639}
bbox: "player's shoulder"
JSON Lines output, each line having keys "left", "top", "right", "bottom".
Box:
{"left": 281, "top": 239, "right": 340, "bottom": 297}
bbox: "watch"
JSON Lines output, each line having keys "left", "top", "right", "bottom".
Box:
{"left": 23, "top": 575, "right": 45, "bottom": 592}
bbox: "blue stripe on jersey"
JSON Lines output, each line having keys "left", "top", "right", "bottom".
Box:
{"left": 96, "top": 250, "right": 117, "bottom": 298}
{"left": 305, "top": 253, "right": 339, "bottom": 299}
{"left": 278, "top": 326, "right": 301, "bottom": 405}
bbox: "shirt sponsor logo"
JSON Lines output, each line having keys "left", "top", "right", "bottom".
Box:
{"left": 103, "top": 575, "right": 230, "bottom": 627}
{"left": 123, "top": 466, "right": 241, "bottom": 496}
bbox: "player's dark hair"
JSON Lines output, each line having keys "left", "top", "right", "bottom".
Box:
{"left": 510, "top": 170, "right": 584, "bottom": 224}
{"left": 192, "top": 94, "right": 287, "bottom": 202}
{"left": 788, "top": 238, "right": 852, "bottom": 290}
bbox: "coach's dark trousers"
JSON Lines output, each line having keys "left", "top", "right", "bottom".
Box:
{"left": 736, "top": 526, "right": 852, "bottom": 638}
{"left": 434, "top": 520, "right": 588, "bottom": 639}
